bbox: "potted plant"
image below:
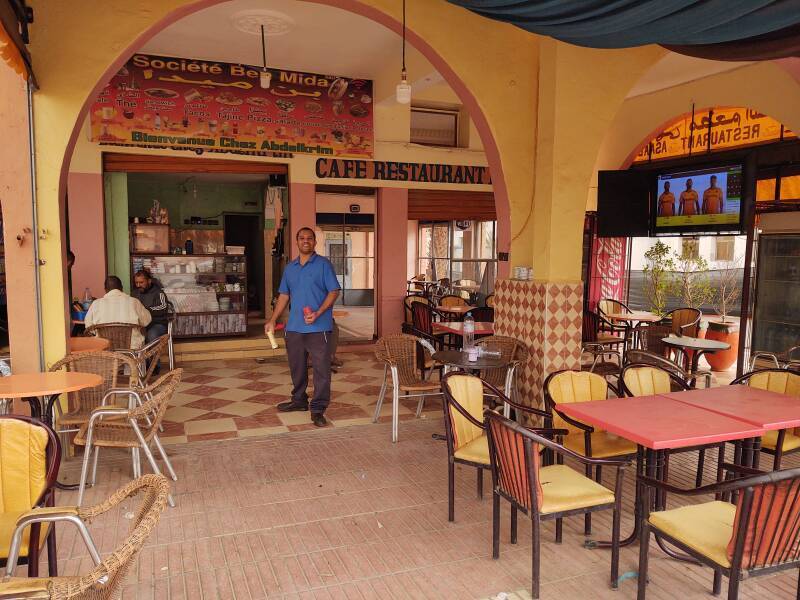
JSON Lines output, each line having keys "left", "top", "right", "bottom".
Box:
{"left": 705, "top": 258, "right": 743, "bottom": 371}
{"left": 643, "top": 241, "right": 674, "bottom": 317}
{"left": 671, "top": 249, "right": 715, "bottom": 310}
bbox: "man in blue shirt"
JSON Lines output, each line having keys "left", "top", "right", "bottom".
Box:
{"left": 266, "top": 227, "right": 341, "bottom": 426}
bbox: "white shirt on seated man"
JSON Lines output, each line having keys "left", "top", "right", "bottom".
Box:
{"left": 84, "top": 275, "right": 152, "bottom": 348}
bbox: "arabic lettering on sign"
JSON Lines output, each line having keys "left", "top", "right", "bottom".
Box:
{"left": 89, "top": 54, "right": 374, "bottom": 158}
{"left": 634, "top": 107, "right": 793, "bottom": 163}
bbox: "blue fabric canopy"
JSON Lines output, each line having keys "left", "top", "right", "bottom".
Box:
{"left": 446, "top": 0, "right": 800, "bottom": 49}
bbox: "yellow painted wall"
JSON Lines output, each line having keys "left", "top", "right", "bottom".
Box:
{"left": 25, "top": 0, "right": 540, "bottom": 363}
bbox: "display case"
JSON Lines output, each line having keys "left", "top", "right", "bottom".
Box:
{"left": 131, "top": 253, "right": 247, "bottom": 337}
{"left": 751, "top": 234, "right": 800, "bottom": 354}
{"left": 130, "top": 224, "right": 170, "bottom": 254}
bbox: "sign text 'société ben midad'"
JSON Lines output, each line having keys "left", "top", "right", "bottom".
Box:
{"left": 315, "top": 158, "right": 491, "bottom": 185}
{"left": 90, "top": 53, "right": 374, "bottom": 158}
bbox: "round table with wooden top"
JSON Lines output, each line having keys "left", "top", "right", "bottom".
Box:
{"left": 0, "top": 371, "right": 103, "bottom": 426}
{"left": 69, "top": 336, "right": 110, "bottom": 353}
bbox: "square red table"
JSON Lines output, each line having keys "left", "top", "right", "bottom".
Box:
{"left": 556, "top": 395, "right": 765, "bottom": 450}
{"left": 662, "top": 386, "right": 800, "bottom": 431}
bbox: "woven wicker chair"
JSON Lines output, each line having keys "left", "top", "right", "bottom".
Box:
{"left": 73, "top": 370, "right": 182, "bottom": 508}
{"left": 439, "top": 294, "right": 468, "bottom": 308}
{"left": 84, "top": 323, "right": 141, "bottom": 351}
{"left": 0, "top": 416, "right": 60, "bottom": 578}
{"left": 121, "top": 335, "right": 169, "bottom": 387}
{"left": 475, "top": 335, "right": 528, "bottom": 416}
{"left": 373, "top": 334, "right": 441, "bottom": 443}
{"left": 48, "top": 352, "right": 139, "bottom": 436}
{"left": 0, "top": 474, "right": 171, "bottom": 599}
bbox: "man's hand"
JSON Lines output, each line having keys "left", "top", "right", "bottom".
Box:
{"left": 304, "top": 311, "right": 319, "bottom": 325}
{"left": 264, "top": 321, "right": 275, "bottom": 335}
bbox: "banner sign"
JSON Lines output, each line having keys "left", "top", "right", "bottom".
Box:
{"left": 634, "top": 106, "right": 794, "bottom": 163}
{"left": 90, "top": 54, "right": 374, "bottom": 158}
{"left": 315, "top": 158, "right": 492, "bottom": 184}
{"left": 588, "top": 234, "right": 628, "bottom": 312}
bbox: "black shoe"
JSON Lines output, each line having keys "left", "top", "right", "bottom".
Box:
{"left": 311, "top": 413, "right": 327, "bottom": 427}
{"left": 277, "top": 401, "right": 309, "bottom": 412}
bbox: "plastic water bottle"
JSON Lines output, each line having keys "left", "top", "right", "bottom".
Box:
{"left": 463, "top": 313, "right": 475, "bottom": 351}
{"left": 82, "top": 288, "right": 93, "bottom": 311}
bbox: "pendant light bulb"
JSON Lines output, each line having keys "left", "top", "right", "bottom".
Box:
{"left": 396, "top": 70, "right": 411, "bottom": 104}
{"left": 260, "top": 69, "right": 271, "bottom": 89}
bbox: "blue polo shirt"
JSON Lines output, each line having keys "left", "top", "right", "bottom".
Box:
{"left": 278, "top": 253, "right": 341, "bottom": 333}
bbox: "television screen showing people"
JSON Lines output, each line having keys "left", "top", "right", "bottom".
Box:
{"left": 655, "top": 165, "right": 742, "bottom": 229}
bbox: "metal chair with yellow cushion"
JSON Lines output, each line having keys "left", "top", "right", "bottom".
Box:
{"left": 485, "top": 410, "right": 629, "bottom": 600}
{"left": 638, "top": 464, "right": 800, "bottom": 599}
{"left": 731, "top": 369, "right": 800, "bottom": 470}
{"left": 544, "top": 369, "right": 636, "bottom": 534}
{"left": 441, "top": 373, "right": 553, "bottom": 522}
{"left": 0, "top": 416, "right": 60, "bottom": 578}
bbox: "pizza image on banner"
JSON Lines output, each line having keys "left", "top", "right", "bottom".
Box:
{"left": 90, "top": 54, "right": 374, "bottom": 158}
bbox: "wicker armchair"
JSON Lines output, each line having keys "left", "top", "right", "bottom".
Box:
{"left": 84, "top": 323, "right": 141, "bottom": 351}
{"left": 486, "top": 410, "right": 629, "bottom": 600}
{"left": 73, "top": 370, "right": 182, "bottom": 507}
{"left": 439, "top": 294, "right": 468, "bottom": 308}
{"left": 581, "top": 311, "right": 623, "bottom": 380}
{"left": 48, "top": 351, "right": 139, "bottom": 435}
{"left": 373, "top": 335, "right": 441, "bottom": 443}
{"left": 750, "top": 344, "right": 800, "bottom": 371}
{"left": 441, "top": 373, "right": 557, "bottom": 523}
{"left": 638, "top": 465, "right": 800, "bottom": 599}
{"left": 0, "top": 475, "right": 171, "bottom": 599}
{"left": 121, "top": 335, "right": 169, "bottom": 387}
{"left": 0, "top": 416, "right": 60, "bottom": 578}
{"left": 474, "top": 335, "right": 528, "bottom": 415}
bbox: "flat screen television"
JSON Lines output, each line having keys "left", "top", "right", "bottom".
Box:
{"left": 596, "top": 170, "right": 651, "bottom": 237}
{"left": 653, "top": 164, "right": 743, "bottom": 234}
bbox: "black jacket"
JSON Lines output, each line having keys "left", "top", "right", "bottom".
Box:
{"left": 133, "top": 280, "right": 169, "bottom": 325}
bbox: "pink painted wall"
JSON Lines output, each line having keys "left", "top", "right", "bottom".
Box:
{"left": 289, "top": 182, "right": 316, "bottom": 260}
{"left": 0, "top": 63, "right": 41, "bottom": 379}
{"left": 67, "top": 172, "right": 106, "bottom": 298}
{"left": 377, "top": 188, "right": 408, "bottom": 336}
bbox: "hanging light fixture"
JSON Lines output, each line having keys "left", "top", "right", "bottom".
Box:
{"left": 259, "top": 24, "right": 271, "bottom": 89}
{"left": 395, "top": 0, "right": 411, "bottom": 104}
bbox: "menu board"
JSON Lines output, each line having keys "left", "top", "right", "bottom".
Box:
{"left": 90, "top": 54, "right": 374, "bottom": 158}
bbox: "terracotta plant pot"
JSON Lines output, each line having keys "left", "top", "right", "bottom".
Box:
{"left": 705, "top": 320, "right": 739, "bottom": 371}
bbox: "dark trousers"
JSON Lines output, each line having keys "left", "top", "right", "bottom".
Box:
{"left": 145, "top": 323, "right": 168, "bottom": 374}
{"left": 286, "top": 331, "right": 332, "bottom": 414}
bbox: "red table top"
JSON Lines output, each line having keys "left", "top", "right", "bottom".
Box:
{"left": 433, "top": 321, "right": 494, "bottom": 336}
{"left": 556, "top": 395, "right": 765, "bottom": 450}
{"left": 663, "top": 386, "right": 800, "bottom": 431}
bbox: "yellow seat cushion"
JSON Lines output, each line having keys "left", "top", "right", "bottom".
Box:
{"left": 563, "top": 431, "right": 637, "bottom": 458}
{"left": 454, "top": 435, "right": 490, "bottom": 465}
{"left": 649, "top": 501, "right": 735, "bottom": 567}
{"left": 760, "top": 429, "right": 800, "bottom": 452}
{"left": 0, "top": 577, "right": 51, "bottom": 598}
{"left": 539, "top": 464, "right": 615, "bottom": 514}
{"left": 0, "top": 511, "right": 49, "bottom": 559}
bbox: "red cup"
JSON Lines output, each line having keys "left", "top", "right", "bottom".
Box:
{"left": 303, "top": 306, "right": 313, "bottom": 317}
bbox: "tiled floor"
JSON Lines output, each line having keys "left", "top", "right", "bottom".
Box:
{"left": 160, "top": 352, "right": 437, "bottom": 445}
{"left": 41, "top": 417, "right": 800, "bottom": 599}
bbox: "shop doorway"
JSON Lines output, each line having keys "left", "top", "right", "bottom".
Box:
{"left": 224, "top": 214, "right": 265, "bottom": 316}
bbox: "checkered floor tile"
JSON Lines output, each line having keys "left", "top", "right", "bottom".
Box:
{"left": 162, "top": 351, "right": 442, "bottom": 444}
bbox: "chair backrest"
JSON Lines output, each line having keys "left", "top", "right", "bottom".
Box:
{"left": 485, "top": 410, "right": 544, "bottom": 512}
{"left": 68, "top": 475, "right": 171, "bottom": 599}
{"left": 726, "top": 468, "right": 800, "bottom": 570}
{"left": 621, "top": 364, "right": 690, "bottom": 396}
{"left": 441, "top": 373, "right": 486, "bottom": 453}
{"left": 133, "top": 369, "right": 183, "bottom": 439}
{"left": 374, "top": 334, "right": 422, "bottom": 387}
{"left": 598, "top": 298, "right": 630, "bottom": 317}
{"left": 468, "top": 307, "right": 494, "bottom": 322}
{"left": 544, "top": 370, "right": 609, "bottom": 434}
{"left": 138, "top": 335, "right": 169, "bottom": 385}
{"left": 85, "top": 323, "right": 138, "bottom": 351}
{"left": 666, "top": 307, "right": 701, "bottom": 337}
{"left": 403, "top": 294, "right": 430, "bottom": 324}
{"left": 0, "top": 416, "right": 60, "bottom": 513}
{"left": 484, "top": 294, "right": 495, "bottom": 308}
{"left": 733, "top": 369, "right": 800, "bottom": 396}
{"left": 49, "top": 351, "right": 139, "bottom": 415}
{"left": 411, "top": 301, "right": 436, "bottom": 335}
{"left": 439, "top": 294, "right": 467, "bottom": 308}
{"left": 475, "top": 335, "right": 528, "bottom": 388}
{"left": 582, "top": 311, "right": 601, "bottom": 343}
{"left": 637, "top": 322, "right": 674, "bottom": 356}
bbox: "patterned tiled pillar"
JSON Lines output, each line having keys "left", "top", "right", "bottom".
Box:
{"left": 494, "top": 279, "right": 583, "bottom": 417}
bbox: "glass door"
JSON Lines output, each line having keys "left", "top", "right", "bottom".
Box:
{"left": 751, "top": 234, "right": 800, "bottom": 354}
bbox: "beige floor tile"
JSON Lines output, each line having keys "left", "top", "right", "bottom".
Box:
{"left": 210, "top": 387, "right": 260, "bottom": 401}
{"left": 184, "top": 418, "right": 237, "bottom": 435}
{"left": 236, "top": 426, "right": 290, "bottom": 437}
{"left": 208, "top": 377, "right": 251, "bottom": 389}
{"left": 165, "top": 406, "right": 209, "bottom": 422}
{"left": 169, "top": 393, "right": 201, "bottom": 406}
{"left": 159, "top": 435, "right": 189, "bottom": 446}
{"left": 327, "top": 417, "right": 373, "bottom": 427}
{"left": 214, "top": 401, "right": 266, "bottom": 417}
{"left": 277, "top": 411, "right": 313, "bottom": 426}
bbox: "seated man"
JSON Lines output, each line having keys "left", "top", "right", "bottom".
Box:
{"left": 132, "top": 269, "right": 170, "bottom": 344}
{"left": 84, "top": 275, "right": 151, "bottom": 348}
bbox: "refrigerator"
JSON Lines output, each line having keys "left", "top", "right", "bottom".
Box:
{"left": 749, "top": 212, "right": 800, "bottom": 357}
